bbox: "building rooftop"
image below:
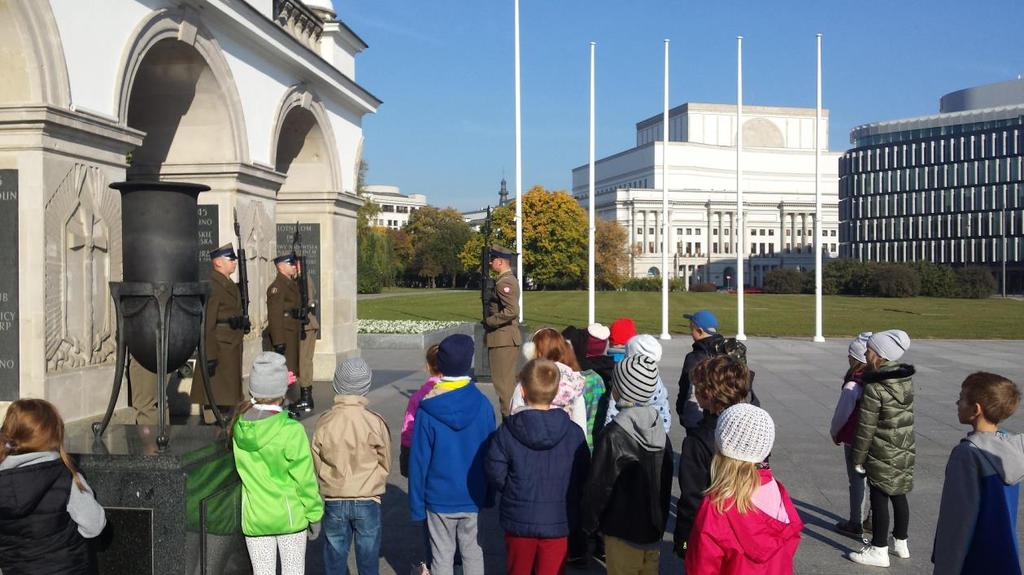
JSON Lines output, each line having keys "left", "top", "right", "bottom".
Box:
{"left": 635, "top": 101, "right": 829, "bottom": 131}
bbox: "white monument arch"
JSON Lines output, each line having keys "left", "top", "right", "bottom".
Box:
{"left": 0, "top": 0, "right": 378, "bottom": 420}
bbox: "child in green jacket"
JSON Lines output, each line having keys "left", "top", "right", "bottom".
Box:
{"left": 232, "top": 352, "right": 324, "bottom": 575}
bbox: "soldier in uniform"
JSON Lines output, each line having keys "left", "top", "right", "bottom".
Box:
{"left": 292, "top": 259, "right": 319, "bottom": 417}
{"left": 191, "top": 243, "right": 246, "bottom": 422}
{"left": 266, "top": 253, "right": 304, "bottom": 407}
{"left": 483, "top": 244, "right": 521, "bottom": 417}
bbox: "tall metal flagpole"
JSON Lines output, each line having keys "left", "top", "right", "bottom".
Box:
{"left": 660, "top": 39, "right": 671, "bottom": 340}
{"left": 588, "top": 41, "right": 596, "bottom": 325}
{"left": 735, "top": 36, "right": 746, "bottom": 341}
{"left": 814, "top": 34, "right": 825, "bottom": 342}
{"left": 514, "top": 0, "right": 523, "bottom": 322}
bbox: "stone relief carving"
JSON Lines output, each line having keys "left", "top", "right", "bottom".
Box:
{"left": 237, "top": 200, "right": 276, "bottom": 340}
{"left": 45, "top": 165, "right": 120, "bottom": 371}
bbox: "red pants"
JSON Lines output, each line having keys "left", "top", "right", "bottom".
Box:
{"left": 505, "top": 534, "right": 567, "bottom": 575}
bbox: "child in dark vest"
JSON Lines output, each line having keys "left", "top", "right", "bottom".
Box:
{"left": 0, "top": 399, "right": 107, "bottom": 574}
{"left": 829, "top": 332, "right": 872, "bottom": 539}
{"left": 486, "top": 358, "right": 591, "bottom": 575}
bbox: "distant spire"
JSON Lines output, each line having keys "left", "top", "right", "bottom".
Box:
{"left": 499, "top": 177, "right": 509, "bottom": 207}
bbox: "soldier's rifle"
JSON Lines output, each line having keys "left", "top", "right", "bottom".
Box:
{"left": 233, "top": 210, "right": 251, "bottom": 333}
{"left": 292, "top": 222, "right": 311, "bottom": 340}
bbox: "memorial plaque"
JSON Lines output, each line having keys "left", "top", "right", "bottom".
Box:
{"left": 0, "top": 169, "right": 18, "bottom": 400}
{"left": 196, "top": 204, "right": 219, "bottom": 278}
{"left": 277, "top": 223, "right": 321, "bottom": 340}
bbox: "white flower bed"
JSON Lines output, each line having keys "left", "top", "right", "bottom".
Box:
{"left": 358, "top": 319, "right": 465, "bottom": 334}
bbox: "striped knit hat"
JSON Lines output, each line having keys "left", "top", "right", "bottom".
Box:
{"left": 333, "top": 358, "right": 373, "bottom": 396}
{"left": 613, "top": 353, "right": 659, "bottom": 404}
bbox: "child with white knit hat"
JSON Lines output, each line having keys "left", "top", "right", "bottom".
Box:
{"left": 685, "top": 404, "right": 804, "bottom": 574}
{"left": 829, "top": 332, "right": 873, "bottom": 539}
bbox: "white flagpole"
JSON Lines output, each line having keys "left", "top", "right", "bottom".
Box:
{"left": 660, "top": 39, "right": 671, "bottom": 340}
{"left": 588, "top": 41, "right": 596, "bottom": 326}
{"left": 514, "top": 0, "right": 523, "bottom": 323}
{"left": 735, "top": 36, "right": 746, "bottom": 341}
{"left": 814, "top": 33, "right": 825, "bottom": 342}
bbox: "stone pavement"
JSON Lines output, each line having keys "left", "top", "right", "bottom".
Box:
{"left": 299, "top": 336, "right": 1024, "bottom": 574}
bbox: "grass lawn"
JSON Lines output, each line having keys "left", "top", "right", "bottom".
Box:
{"left": 358, "top": 290, "right": 1024, "bottom": 339}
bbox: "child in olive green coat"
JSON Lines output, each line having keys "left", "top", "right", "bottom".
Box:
{"left": 848, "top": 330, "right": 915, "bottom": 568}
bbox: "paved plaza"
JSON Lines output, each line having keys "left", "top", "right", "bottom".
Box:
{"left": 292, "top": 335, "right": 1024, "bottom": 574}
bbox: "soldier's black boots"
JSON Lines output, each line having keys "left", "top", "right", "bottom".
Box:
{"left": 288, "top": 386, "right": 314, "bottom": 419}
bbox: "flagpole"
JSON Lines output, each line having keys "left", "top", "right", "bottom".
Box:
{"left": 660, "top": 38, "right": 671, "bottom": 340}
{"left": 514, "top": 0, "right": 524, "bottom": 323}
{"left": 735, "top": 36, "right": 746, "bottom": 341}
{"left": 588, "top": 41, "right": 596, "bottom": 325}
{"left": 814, "top": 33, "right": 825, "bottom": 342}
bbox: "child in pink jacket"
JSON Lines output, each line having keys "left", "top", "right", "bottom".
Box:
{"left": 401, "top": 344, "right": 441, "bottom": 477}
{"left": 686, "top": 404, "right": 803, "bottom": 575}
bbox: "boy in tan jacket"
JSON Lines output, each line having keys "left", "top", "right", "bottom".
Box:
{"left": 312, "top": 357, "right": 391, "bottom": 575}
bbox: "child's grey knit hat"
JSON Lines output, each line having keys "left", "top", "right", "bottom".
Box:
{"left": 848, "top": 332, "right": 873, "bottom": 364}
{"left": 250, "top": 352, "right": 289, "bottom": 398}
{"left": 868, "top": 329, "right": 911, "bottom": 362}
{"left": 716, "top": 403, "right": 775, "bottom": 463}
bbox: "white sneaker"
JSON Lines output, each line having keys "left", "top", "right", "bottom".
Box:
{"left": 891, "top": 538, "right": 910, "bottom": 559}
{"left": 849, "top": 544, "right": 890, "bottom": 567}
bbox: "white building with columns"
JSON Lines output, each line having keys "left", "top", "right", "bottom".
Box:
{"left": 0, "top": 0, "right": 377, "bottom": 420}
{"left": 572, "top": 102, "right": 842, "bottom": 288}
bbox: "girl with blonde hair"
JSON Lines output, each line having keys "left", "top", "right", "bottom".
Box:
{"left": 685, "top": 404, "right": 803, "bottom": 575}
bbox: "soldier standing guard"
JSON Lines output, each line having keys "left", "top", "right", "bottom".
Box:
{"left": 292, "top": 259, "right": 319, "bottom": 417}
{"left": 191, "top": 243, "right": 246, "bottom": 423}
{"left": 266, "top": 253, "right": 304, "bottom": 407}
{"left": 483, "top": 244, "right": 521, "bottom": 417}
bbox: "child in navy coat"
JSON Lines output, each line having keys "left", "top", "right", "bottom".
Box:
{"left": 487, "top": 358, "right": 591, "bottom": 575}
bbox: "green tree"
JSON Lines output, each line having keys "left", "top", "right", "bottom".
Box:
{"left": 763, "top": 268, "right": 804, "bottom": 294}
{"left": 459, "top": 232, "right": 486, "bottom": 286}
{"left": 405, "top": 206, "right": 473, "bottom": 287}
{"left": 956, "top": 266, "right": 997, "bottom": 298}
{"left": 489, "top": 186, "right": 587, "bottom": 289}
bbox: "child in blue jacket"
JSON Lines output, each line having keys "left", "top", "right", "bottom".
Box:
{"left": 486, "top": 358, "right": 591, "bottom": 575}
{"left": 408, "top": 334, "right": 495, "bottom": 575}
{"left": 933, "top": 371, "right": 1024, "bottom": 575}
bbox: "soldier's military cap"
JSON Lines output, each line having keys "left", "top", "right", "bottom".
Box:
{"left": 489, "top": 245, "right": 515, "bottom": 260}
{"left": 273, "top": 253, "right": 297, "bottom": 265}
{"left": 209, "top": 243, "right": 237, "bottom": 260}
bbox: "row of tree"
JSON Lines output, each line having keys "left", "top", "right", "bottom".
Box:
{"left": 356, "top": 180, "right": 631, "bottom": 293}
{"left": 762, "top": 259, "right": 998, "bottom": 298}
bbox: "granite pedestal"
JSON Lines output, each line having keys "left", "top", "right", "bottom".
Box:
{"left": 67, "top": 424, "right": 249, "bottom": 575}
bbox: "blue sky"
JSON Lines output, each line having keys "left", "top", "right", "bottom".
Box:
{"left": 339, "top": 0, "right": 1024, "bottom": 211}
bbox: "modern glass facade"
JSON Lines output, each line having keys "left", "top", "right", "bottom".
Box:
{"left": 838, "top": 97, "right": 1024, "bottom": 293}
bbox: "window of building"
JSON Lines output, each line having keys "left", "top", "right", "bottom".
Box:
{"left": 769, "top": 244, "right": 775, "bottom": 256}
{"left": 686, "top": 228, "right": 692, "bottom": 235}
{"left": 751, "top": 229, "right": 757, "bottom": 236}
{"left": 686, "top": 242, "right": 693, "bottom": 255}
{"left": 381, "top": 204, "right": 395, "bottom": 213}
{"left": 769, "top": 229, "right": 775, "bottom": 236}
{"left": 724, "top": 228, "right": 730, "bottom": 236}
{"left": 713, "top": 228, "right": 719, "bottom": 235}
{"left": 396, "top": 205, "right": 409, "bottom": 213}
{"left": 676, "top": 228, "right": 683, "bottom": 235}
{"left": 713, "top": 242, "right": 719, "bottom": 253}
{"left": 695, "top": 227, "right": 701, "bottom": 235}
{"left": 695, "top": 242, "right": 702, "bottom": 255}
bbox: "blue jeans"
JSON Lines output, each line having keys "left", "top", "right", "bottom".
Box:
{"left": 323, "top": 499, "right": 381, "bottom": 575}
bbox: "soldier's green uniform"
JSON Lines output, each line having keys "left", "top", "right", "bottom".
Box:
{"left": 484, "top": 245, "right": 521, "bottom": 416}
{"left": 191, "top": 244, "right": 245, "bottom": 407}
{"left": 267, "top": 258, "right": 302, "bottom": 375}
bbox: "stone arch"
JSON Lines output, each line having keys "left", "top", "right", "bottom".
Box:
{"left": 114, "top": 7, "right": 248, "bottom": 170}
{"left": 742, "top": 118, "right": 785, "bottom": 148}
{"left": 0, "top": 0, "right": 71, "bottom": 106}
{"left": 270, "top": 85, "right": 342, "bottom": 194}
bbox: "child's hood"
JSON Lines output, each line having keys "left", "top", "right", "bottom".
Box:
{"left": 0, "top": 451, "right": 66, "bottom": 517}
{"left": 612, "top": 405, "right": 666, "bottom": 451}
{"left": 419, "top": 383, "right": 483, "bottom": 431}
{"left": 726, "top": 473, "right": 803, "bottom": 564}
{"left": 233, "top": 410, "right": 290, "bottom": 452}
{"left": 863, "top": 363, "right": 915, "bottom": 406}
{"left": 507, "top": 408, "right": 571, "bottom": 450}
{"left": 967, "top": 431, "right": 1024, "bottom": 485}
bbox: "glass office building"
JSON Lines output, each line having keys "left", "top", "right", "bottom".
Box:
{"left": 838, "top": 79, "right": 1024, "bottom": 293}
